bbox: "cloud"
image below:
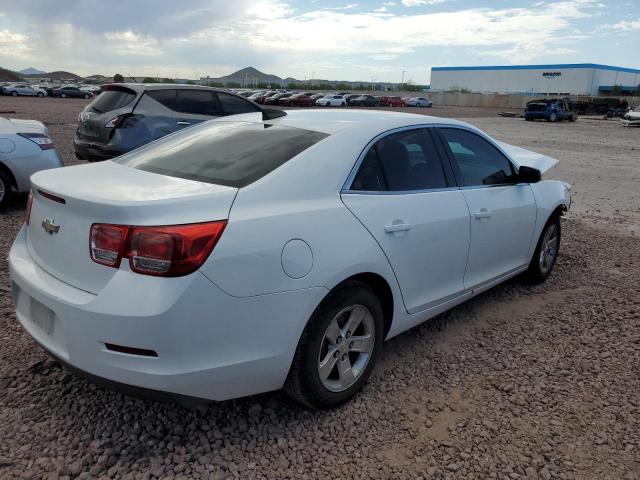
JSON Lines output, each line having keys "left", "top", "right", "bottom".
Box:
{"left": 609, "top": 18, "right": 640, "bottom": 30}
{"left": 401, "top": 0, "right": 446, "bottom": 6}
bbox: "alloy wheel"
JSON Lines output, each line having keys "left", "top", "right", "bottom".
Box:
{"left": 539, "top": 224, "right": 559, "bottom": 274}
{"left": 317, "top": 304, "right": 375, "bottom": 392}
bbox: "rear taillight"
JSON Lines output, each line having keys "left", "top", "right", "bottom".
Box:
{"left": 18, "top": 133, "right": 55, "bottom": 150}
{"left": 25, "top": 191, "right": 33, "bottom": 225}
{"left": 104, "top": 114, "right": 141, "bottom": 129}
{"left": 89, "top": 221, "right": 227, "bottom": 276}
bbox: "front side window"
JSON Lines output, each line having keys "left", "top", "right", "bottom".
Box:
{"left": 439, "top": 128, "right": 515, "bottom": 187}
{"left": 117, "top": 121, "right": 328, "bottom": 188}
{"left": 351, "top": 129, "right": 448, "bottom": 192}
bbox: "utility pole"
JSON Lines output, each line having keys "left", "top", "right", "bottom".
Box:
{"left": 401, "top": 70, "right": 405, "bottom": 89}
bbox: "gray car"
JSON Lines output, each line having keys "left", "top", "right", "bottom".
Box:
{"left": 3, "top": 84, "right": 44, "bottom": 97}
{"left": 74, "top": 84, "right": 264, "bottom": 161}
{"left": 0, "top": 117, "right": 63, "bottom": 208}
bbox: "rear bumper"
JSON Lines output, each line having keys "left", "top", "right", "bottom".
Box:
{"left": 73, "top": 136, "right": 125, "bottom": 161}
{"left": 8, "top": 149, "right": 63, "bottom": 192}
{"left": 9, "top": 226, "right": 327, "bottom": 401}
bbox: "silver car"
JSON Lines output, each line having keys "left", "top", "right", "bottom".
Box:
{"left": 3, "top": 84, "right": 45, "bottom": 97}
{"left": 0, "top": 117, "right": 63, "bottom": 208}
{"left": 404, "top": 97, "right": 433, "bottom": 107}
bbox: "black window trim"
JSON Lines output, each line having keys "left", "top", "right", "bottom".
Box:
{"left": 433, "top": 126, "right": 520, "bottom": 189}
{"left": 341, "top": 125, "right": 457, "bottom": 195}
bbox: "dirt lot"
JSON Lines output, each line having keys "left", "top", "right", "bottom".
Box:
{"left": 0, "top": 96, "right": 639, "bottom": 480}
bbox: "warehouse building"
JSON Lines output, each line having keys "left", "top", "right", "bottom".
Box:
{"left": 430, "top": 63, "right": 640, "bottom": 96}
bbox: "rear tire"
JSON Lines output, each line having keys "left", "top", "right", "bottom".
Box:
{"left": 11, "top": 91, "right": 17, "bottom": 97}
{"left": 37, "top": 92, "right": 44, "bottom": 97}
{"left": 524, "top": 215, "right": 561, "bottom": 284}
{"left": 0, "top": 170, "right": 13, "bottom": 209}
{"left": 549, "top": 113, "right": 557, "bottom": 122}
{"left": 284, "top": 281, "right": 384, "bottom": 409}
{"left": 83, "top": 94, "right": 90, "bottom": 99}
{"left": 60, "top": 93, "right": 66, "bottom": 98}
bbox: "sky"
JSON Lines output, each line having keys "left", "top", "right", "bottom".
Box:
{"left": 0, "top": 0, "right": 638, "bottom": 84}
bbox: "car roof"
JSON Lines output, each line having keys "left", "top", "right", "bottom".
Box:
{"left": 104, "top": 83, "right": 228, "bottom": 92}
{"left": 259, "top": 109, "right": 471, "bottom": 135}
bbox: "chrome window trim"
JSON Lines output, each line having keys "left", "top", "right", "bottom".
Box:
{"left": 341, "top": 124, "right": 446, "bottom": 194}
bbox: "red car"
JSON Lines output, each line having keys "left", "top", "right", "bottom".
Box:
{"left": 279, "top": 94, "right": 315, "bottom": 107}
{"left": 379, "top": 96, "right": 404, "bottom": 107}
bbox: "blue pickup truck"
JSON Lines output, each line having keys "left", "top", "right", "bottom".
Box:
{"left": 525, "top": 98, "right": 576, "bottom": 122}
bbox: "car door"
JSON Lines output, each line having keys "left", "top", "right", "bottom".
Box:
{"left": 341, "top": 127, "right": 470, "bottom": 314}
{"left": 173, "top": 89, "right": 223, "bottom": 131}
{"left": 436, "top": 127, "right": 536, "bottom": 289}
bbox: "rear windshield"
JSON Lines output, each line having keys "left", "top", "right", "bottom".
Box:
{"left": 116, "top": 121, "right": 328, "bottom": 188}
{"left": 90, "top": 88, "right": 137, "bottom": 113}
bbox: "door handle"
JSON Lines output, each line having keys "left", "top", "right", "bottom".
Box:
{"left": 384, "top": 222, "right": 411, "bottom": 233}
{"left": 475, "top": 208, "right": 492, "bottom": 219}
{"left": 176, "top": 121, "right": 191, "bottom": 126}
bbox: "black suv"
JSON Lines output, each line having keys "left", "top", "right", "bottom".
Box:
{"left": 75, "top": 84, "right": 262, "bottom": 161}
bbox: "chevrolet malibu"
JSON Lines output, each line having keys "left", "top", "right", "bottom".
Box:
{"left": 9, "top": 110, "right": 570, "bottom": 409}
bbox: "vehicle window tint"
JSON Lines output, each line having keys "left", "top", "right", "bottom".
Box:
{"left": 440, "top": 128, "right": 515, "bottom": 186}
{"left": 117, "top": 121, "right": 328, "bottom": 188}
{"left": 352, "top": 129, "right": 447, "bottom": 191}
{"left": 174, "top": 90, "right": 221, "bottom": 116}
{"left": 91, "top": 88, "right": 137, "bottom": 113}
{"left": 216, "top": 92, "right": 261, "bottom": 115}
{"left": 351, "top": 148, "right": 387, "bottom": 191}
{"left": 146, "top": 89, "right": 177, "bottom": 110}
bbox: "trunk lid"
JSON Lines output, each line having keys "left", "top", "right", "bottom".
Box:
{"left": 27, "top": 161, "right": 237, "bottom": 294}
{"left": 0, "top": 118, "right": 48, "bottom": 135}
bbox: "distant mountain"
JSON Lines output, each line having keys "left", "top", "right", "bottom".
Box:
{"left": 22, "top": 70, "right": 83, "bottom": 81}
{"left": 0, "top": 67, "right": 23, "bottom": 82}
{"left": 18, "top": 67, "right": 46, "bottom": 75}
{"left": 200, "top": 66, "right": 394, "bottom": 89}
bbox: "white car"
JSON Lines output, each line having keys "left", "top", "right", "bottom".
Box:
{"left": 621, "top": 109, "right": 640, "bottom": 127}
{"left": 3, "top": 84, "right": 44, "bottom": 97}
{"left": 9, "top": 110, "right": 570, "bottom": 408}
{"left": 404, "top": 97, "right": 433, "bottom": 107}
{"left": 0, "top": 117, "right": 63, "bottom": 207}
{"left": 316, "top": 95, "right": 347, "bottom": 107}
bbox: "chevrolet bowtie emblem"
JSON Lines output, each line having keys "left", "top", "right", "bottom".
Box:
{"left": 41, "top": 218, "right": 60, "bottom": 235}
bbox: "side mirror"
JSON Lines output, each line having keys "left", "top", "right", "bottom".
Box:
{"left": 517, "top": 165, "right": 541, "bottom": 184}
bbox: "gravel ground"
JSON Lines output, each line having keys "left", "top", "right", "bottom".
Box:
{"left": 0, "top": 96, "right": 639, "bottom": 480}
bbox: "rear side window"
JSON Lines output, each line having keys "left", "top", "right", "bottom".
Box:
{"left": 91, "top": 88, "right": 136, "bottom": 113}
{"left": 174, "top": 90, "right": 221, "bottom": 116}
{"left": 351, "top": 129, "right": 448, "bottom": 191}
{"left": 216, "top": 92, "right": 261, "bottom": 115}
{"left": 146, "top": 89, "right": 176, "bottom": 110}
{"left": 439, "top": 128, "right": 515, "bottom": 187}
{"left": 117, "top": 121, "right": 328, "bottom": 188}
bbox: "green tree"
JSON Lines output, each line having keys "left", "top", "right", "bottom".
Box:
{"left": 611, "top": 84, "right": 623, "bottom": 95}
{"left": 142, "top": 77, "right": 157, "bottom": 83}
{"left": 113, "top": 73, "right": 124, "bottom": 83}
{"left": 225, "top": 81, "right": 241, "bottom": 88}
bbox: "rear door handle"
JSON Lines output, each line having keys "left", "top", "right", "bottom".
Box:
{"left": 176, "top": 121, "right": 191, "bottom": 126}
{"left": 475, "top": 208, "right": 492, "bottom": 219}
{"left": 384, "top": 222, "right": 411, "bottom": 233}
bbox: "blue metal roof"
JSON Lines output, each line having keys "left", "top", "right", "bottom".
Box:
{"left": 432, "top": 63, "right": 640, "bottom": 74}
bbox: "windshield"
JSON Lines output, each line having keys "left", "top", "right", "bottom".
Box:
{"left": 117, "top": 121, "right": 328, "bottom": 188}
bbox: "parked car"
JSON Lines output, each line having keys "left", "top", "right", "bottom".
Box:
{"left": 404, "top": 97, "right": 432, "bottom": 107}
{"left": 348, "top": 95, "right": 379, "bottom": 107}
{"left": 253, "top": 91, "right": 278, "bottom": 104}
{"left": 378, "top": 96, "right": 404, "bottom": 107}
{"left": 264, "top": 93, "right": 291, "bottom": 105}
{"left": 10, "top": 110, "right": 570, "bottom": 408}
{"left": 621, "top": 109, "right": 640, "bottom": 127}
{"left": 0, "top": 116, "right": 63, "bottom": 208}
{"left": 2, "top": 84, "right": 44, "bottom": 97}
{"left": 280, "top": 94, "right": 315, "bottom": 107}
{"left": 524, "top": 98, "right": 576, "bottom": 122}
{"left": 316, "top": 95, "right": 347, "bottom": 107}
{"left": 343, "top": 93, "right": 360, "bottom": 103}
{"left": 310, "top": 93, "right": 326, "bottom": 101}
{"left": 50, "top": 86, "right": 93, "bottom": 99}
{"left": 74, "top": 83, "right": 264, "bottom": 162}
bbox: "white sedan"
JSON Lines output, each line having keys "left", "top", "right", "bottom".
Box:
{"left": 404, "top": 97, "right": 433, "bottom": 107}
{"left": 316, "top": 95, "right": 347, "bottom": 107}
{"left": 0, "top": 117, "right": 63, "bottom": 207}
{"left": 9, "top": 110, "right": 570, "bottom": 408}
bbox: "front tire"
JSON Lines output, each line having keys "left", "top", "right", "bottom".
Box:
{"left": 525, "top": 215, "right": 561, "bottom": 284}
{"left": 549, "top": 112, "right": 557, "bottom": 122}
{"left": 0, "top": 170, "right": 13, "bottom": 209}
{"left": 11, "top": 91, "right": 17, "bottom": 97}
{"left": 37, "top": 92, "right": 44, "bottom": 97}
{"left": 284, "top": 281, "right": 384, "bottom": 409}
{"left": 60, "top": 93, "right": 66, "bottom": 98}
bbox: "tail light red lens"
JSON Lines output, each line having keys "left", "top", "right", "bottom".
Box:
{"left": 18, "top": 132, "right": 55, "bottom": 150}
{"left": 89, "top": 221, "right": 227, "bottom": 276}
{"left": 25, "top": 191, "right": 33, "bottom": 225}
